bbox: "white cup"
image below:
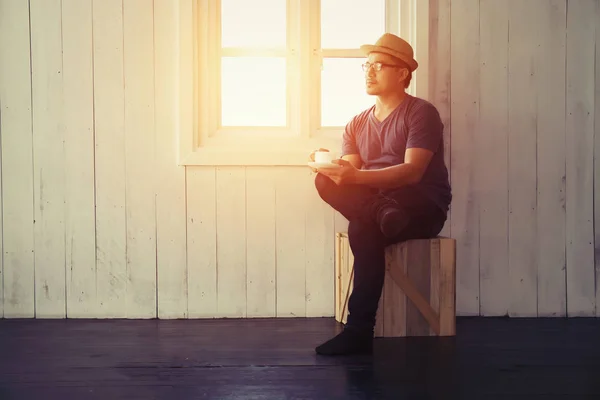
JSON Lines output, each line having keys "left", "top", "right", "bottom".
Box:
{"left": 314, "top": 151, "right": 335, "bottom": 164}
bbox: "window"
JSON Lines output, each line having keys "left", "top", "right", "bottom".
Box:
{"left": 319, "top": 0, "right": 385, "bottom": 128}
{"left": 220, "top": 0, "right": 288, "bottom": 127}
{"left": 178, "top": 0, "right": 429, "bottom": 165}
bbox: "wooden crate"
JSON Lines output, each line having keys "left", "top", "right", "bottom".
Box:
{"left": 335, "top": 233, "right": 456, "bottom": 337}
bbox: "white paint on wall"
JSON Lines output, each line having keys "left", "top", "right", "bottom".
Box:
{"left": 0, "top": 0, "right": 598, "bottom": 318}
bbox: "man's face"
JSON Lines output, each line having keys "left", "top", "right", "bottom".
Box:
{"left": 364, "top": 52, "right": 408, "bottom": 96}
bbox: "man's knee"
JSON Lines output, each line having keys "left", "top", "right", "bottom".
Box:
{"left": 348, "top": 219, "right": 383, "bottom": 251}
{"left": 314, "top": 172, "right": 331, "bottom": 196}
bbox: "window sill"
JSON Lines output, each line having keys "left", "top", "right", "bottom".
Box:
{"left": 178, "top": 133, "right": 342, "bottom": 166}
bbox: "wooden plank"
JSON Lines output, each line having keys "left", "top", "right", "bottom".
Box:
{"left": 429, "top": 239, "right": 440, "bottom": 327}
{"left": 0, "top": 115, "right": 2, "bottom": 318}
{"left": 439, "top": 238, "right": 456, "bottom": 335}
{"left": 275, "top": 168, "right": 307, "bottom": 317}
{"left": 414, "top": 0, "right": 429, "bottom": 102}
{"left": 449, "top": 0, "right": 480, "bottom": 316}
{"left": 62, "top": 0, "right": 97, "bottom": 318}
{"left": 0, "top": 0, "right": 4, "bottom": 314}
{"left": 2, "top": 318, "right": 600, "bottom": 398}
{"left": 336, "top": 233, "right": 348, "bottom": 323}
{"left": 388, "top": 248, "right": 441, "bottom": 335}
{"left": 536, "top": 0, "right": 567, "bottom": 317}
{"left": 596, "top": 0, "right": 600, "bottom": 318}
{"left": 374, "top": 279, "right": 384, "bottom": 337}
{"left": 406, "top": 240, "right": 432, "bottom": 336}
{"left": 305, "top": 170, "right": 334, "bottom": 317}
{"left": 338, "top": 235, "right": 344, "bottom": 322}
{"left": 123, "top": 0, "right": 156, "bottom": 318}
{"left": 215, "top": 167, "right": 246, "bottom": 318}
{"left": 382, "top": 250, "right": 393, "bottom": 335}
{"left": 343, "top": 234, "right": 353, "bottom": 322}
{"left": 30, "top": 0, "right": 66, "bottom": 318}
{"left": 186, "top": 167, "right": 217, "bottom": 318}
{"left": 340, "top": 233, "right": 351, "bottom": 323}
{"left": 428, "top": 0, "right": 451, "bottom": 238}
{"left": 93, "top": 0, "right": 127, "bottom": 318}
{"left": 507, "top": 0, "right": 539, "bottom": 317}
{"left": 565, "top": 0, "right": 596, "bottom": 316}
{"left": 478, "top": 0, "right": 509, "bottom": 316}
{"left": 154, "top": 0, "right": 188, "bottom": 318}
{"left": 383, "top": 245, "right": 406, "bottom": 336}
{"left": 0, "top": 0, "right": 35, "bottom": 318}
{"left": 246, "top": 167, "right": 276, "bottom": 317}
{"left": 334, "top": 233, "right": 342, "bottom": 321}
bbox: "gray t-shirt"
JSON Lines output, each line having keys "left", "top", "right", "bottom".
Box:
{"left": 341, "top": 94, "right": 451, "bottom": 214}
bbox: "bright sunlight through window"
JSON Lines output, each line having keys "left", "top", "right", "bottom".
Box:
{"left": 220, "top": 0, "right": 287, "bottom": 48}
{"left": 320, "top": 0, "right": 385, "bottom": 49}
{"left": 221, "top": 57, "right": 287, "bottom": 127}
{"left": 219, "top": 0, "right": 386, "bottom": 129}
{"left": 182, "top": 0, "right": 425, "bottom": 165}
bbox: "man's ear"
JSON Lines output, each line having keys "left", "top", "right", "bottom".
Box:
{"left": 397, "top": 68, "right": 409, "bottom": 85}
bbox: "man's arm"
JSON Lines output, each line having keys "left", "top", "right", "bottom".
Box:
{"left": 339, "top": 114, "right": 366, "bottom": 170}
{"left": 342, "top": 153, "right": 362, "bottom": 170}
{"left": 352, "top": 147, "right": 433, "bottom": 189}
{"left": 354, "top": 101, "right": 443, "bottom": 189}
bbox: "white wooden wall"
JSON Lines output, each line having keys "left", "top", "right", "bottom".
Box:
{"left": 0, "top": 0, "right": 599, "bottom": 319}
{"left": 448, "top": 0, "right": 600, "bottom": 317}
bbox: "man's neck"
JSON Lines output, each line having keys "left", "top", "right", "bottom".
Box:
{"left": 373, "top": 91, "right": 407, "bottom": 121}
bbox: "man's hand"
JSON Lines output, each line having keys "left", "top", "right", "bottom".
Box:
{"left": 317, "top": 158, "right": 359, "bottom": 185}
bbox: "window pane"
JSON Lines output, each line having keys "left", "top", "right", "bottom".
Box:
{"left": 321, "top": 58, "right": 373, "bottom": 127}
{"left": 321, "top": 0, "right": 386, "bottom": 48}
{"left": 221, "top": 57, "right": 287, "bottom": 127}
{"left": 221, "top": 0, "right": 286, "bottom": 48}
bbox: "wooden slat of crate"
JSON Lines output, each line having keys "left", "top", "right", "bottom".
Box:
{"left": 406, "top": 239, "right": 432, "bottom": 336}
{"left": 335, "top": 233, "right": 353, "bottom": 324}
{"left": 334, "top": 234, "right": 456, "bottom": 337}
{"left": 439, "top": 238, "right": 457, "bottom": 334}
{"left": 382, "top": 244, "right": 406, "bottom": 336}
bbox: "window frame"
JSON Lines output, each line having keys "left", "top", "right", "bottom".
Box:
{"left": 177, "top": 0, "right": 429, "bottom": 166}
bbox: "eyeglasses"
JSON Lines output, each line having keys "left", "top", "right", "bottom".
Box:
{"left": 361, "top": 61, "right": 403, "bottom": 72}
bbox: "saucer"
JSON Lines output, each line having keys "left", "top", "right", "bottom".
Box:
{"left": 308, "top": 161, "right": 340, "bottom": 169}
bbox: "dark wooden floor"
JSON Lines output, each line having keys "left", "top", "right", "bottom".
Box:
{"left": 0, "top": 317, "right": 599, "bottom": 400}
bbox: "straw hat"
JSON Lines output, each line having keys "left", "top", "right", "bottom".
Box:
{"left": 360, "top": 33, "right": 418, "bottom": 72}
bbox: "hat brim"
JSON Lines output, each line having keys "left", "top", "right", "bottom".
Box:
{"left": 360, "top": 44, "right": 418, "bottom": 72}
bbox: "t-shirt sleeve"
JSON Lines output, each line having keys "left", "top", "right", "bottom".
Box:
{"left": 341, "top": 118, "right": 359, "bottom": 156}
{"left": 405, "top": 102, "right": 444, "bottom": 153}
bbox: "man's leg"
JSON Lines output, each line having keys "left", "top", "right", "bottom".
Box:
{"left": 343, "top": 186, "right": 446, "bottom": 334}
{"left": 382, "top": 185, "right": 447, "bottom": 240}
{"left": 344, "top": 217, "right": 389, "bottom": 333}
{"left": 314, "top": 173, "right": 436, "bottom": 238}
{"left": 315, "top": 217, "right": 386, "bottom": 356}
{"left": 314, "top": 173, "right": 377, "bottom": 221}
{"left": 315, "top": 184, "right": 447, "bottom": 356}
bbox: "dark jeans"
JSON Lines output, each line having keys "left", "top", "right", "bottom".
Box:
{"left": 314, "top": 173, "right": 447, "bottom": 334}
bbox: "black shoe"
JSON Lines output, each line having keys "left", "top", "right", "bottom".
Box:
{"left": 370, "top": 195, "right": 410, "bottom": 238}
{"left": 378, "top": 207, "right": 410, "bottom": 238}
{"left": 315, "top": 328, "right": 373, "bottom": 356}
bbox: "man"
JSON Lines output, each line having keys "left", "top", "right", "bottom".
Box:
{"left": 311, "top": 33, "right": 451, "bottom": 356}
